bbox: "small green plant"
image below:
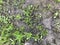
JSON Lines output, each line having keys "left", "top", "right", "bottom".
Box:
{"left": 55, "top": 0, "right": 60, "bottom": 3}
{"left": 23, "top": 5, "right": 34, "bottom": 24}
{"left": 19, "top": 26, "right": 25, "bottom": 32}
{"left": 46, "top": 4, "right": 51, "bottom": 10}
{"left": 13, "top": 31, "right": 24, "bottom": 44}
{"left": 33, "top": 34, "right": 39, "bottom": 41}
{"left": 36, "top": 25, "right": 43, "bottom": 30}
{"left": 20, "top": 0, "right": 25, "bottom": 4}
{"left": 36, "top": 25, "right": 48, "bottom": 40}
{"left": 54, "top": 11, "right": 59, "bottom": 18}
{"left": 15, "top": 14, "right": 22, "bottom": 20}
{"left": 24, "top": 32, "right": 32, "bottom": 40}
{"left": 23, "top": 17, "right": 31, "bottom": 24}
{"left": 0, "top": 15, "right": 13, "bottom": 45}
{"left": 0, "top": 0, "right": 3, "bottom": 4}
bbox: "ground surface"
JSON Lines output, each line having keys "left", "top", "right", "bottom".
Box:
{"left": 0, "top": 0, "right": 60, "bottom": 45}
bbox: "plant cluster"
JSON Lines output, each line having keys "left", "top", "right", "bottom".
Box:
{"left": 0, "top": 0, "right": 48, "bottom": 45}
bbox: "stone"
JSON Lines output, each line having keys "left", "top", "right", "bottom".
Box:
{"left": 24, "top": 42, "right": 32, "bottom": 45}
{"left": 42, "top": 17, "right": 52, "bottom": 29}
